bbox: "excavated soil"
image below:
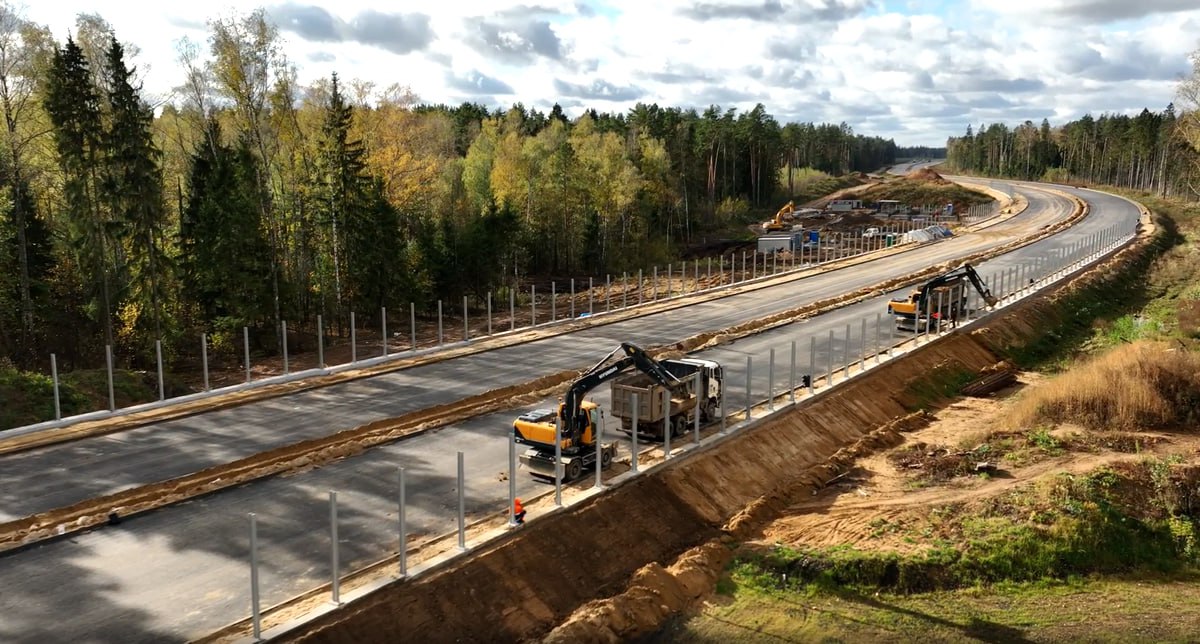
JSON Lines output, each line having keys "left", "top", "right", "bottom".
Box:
{"left": 906, "top": 167, "right": 950, "bottom": 184}
{"left": 278, "top": 201, "right": 1159, "bottom": 644}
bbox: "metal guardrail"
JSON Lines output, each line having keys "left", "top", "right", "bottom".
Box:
{"left": 227, "top": 218, "right": 1135, "bottom": 643}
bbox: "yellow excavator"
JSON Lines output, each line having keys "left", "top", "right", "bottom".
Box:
{"left": 513, "top": 343, "right": 684, "bottom": 481}
{"left": 887, "top": 263, "right": 998, "bottom": 331}
{"left": 762, "top": 200, "right": 796, "bottom": 232}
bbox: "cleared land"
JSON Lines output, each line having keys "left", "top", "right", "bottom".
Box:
{"left": 659, "top": 194, "right": 1200, "bottom": 644}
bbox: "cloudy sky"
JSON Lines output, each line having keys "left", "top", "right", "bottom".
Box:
{"left": 24, "top": 0, "right": 1200, "bottom": 145}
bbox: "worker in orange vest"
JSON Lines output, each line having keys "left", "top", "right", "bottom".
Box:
{"left": 514, "top": 498, "right": 526, "bottom": 525}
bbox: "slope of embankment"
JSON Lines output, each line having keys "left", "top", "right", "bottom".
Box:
{"left": 283, "top": 209, "right": 1163, "bottom": 644}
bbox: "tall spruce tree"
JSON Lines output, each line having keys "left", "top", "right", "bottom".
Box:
{"left": 316, "top": 72, "right": 363, "bottom": 320}
{"left": 179, "top": 120, "right": 274, "bottom": 331}
{"left": 44, "top": 36, "right": 114, "bottom": 350}
{"left": 103, "top": 37, "right": 169, "bottom": 345}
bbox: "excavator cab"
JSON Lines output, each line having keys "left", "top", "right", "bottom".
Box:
{"left": 514, "top": 400, "right": 600, "bottom": 451}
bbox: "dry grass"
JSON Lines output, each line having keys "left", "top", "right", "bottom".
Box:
{"left": 1009, "top": 341, "right": 1200, "bottom": 431}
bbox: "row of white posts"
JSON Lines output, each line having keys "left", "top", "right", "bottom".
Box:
{"left": 33, "top": 221, "right": 931, "bottom": 430}
{"left": 239, "top": 221, "right": 1131, "bottom": 639}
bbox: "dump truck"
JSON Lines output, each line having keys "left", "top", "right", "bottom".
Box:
{"left": 887, "top": 263, "right": 998, "bottom": 332}
{"left": 514, "top": 343, "right": 716, "bottom": 481}
{"left": 610, "top": 357, "right": 723, "bottom": 439}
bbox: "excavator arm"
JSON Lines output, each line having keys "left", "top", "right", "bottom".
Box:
{"left": 559, "top": 343, "right": 680, "bottom": 445}
{"left": 962, "top": 264, "right": 999, "bottom": 306}
{"left": 889, "top": 263, "right": 997, "bottom": 321}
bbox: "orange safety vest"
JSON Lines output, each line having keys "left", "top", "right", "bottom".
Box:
{"left": 514, "top": 499, "right": 524, "bottom": 514}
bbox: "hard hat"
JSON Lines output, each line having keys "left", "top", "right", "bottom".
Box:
{"left": 515, "top": 498, "right": 522, "bottom": 503}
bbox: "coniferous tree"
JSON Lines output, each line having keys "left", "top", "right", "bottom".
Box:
{"left": 44, "top": 36, "right": 114, "bottom": 350}
{"left": 103, "top": 37, "right": 170, "bottom": 346}
{"left": 179, "top": 120, "right": 274, "bottom": 332}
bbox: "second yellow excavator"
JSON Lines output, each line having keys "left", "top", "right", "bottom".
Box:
{"left": 762, "top": 200, "right": 796, "bottom": 231}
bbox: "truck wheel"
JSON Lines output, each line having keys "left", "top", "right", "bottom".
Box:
{"left": 565, "top": 459, "right": 582, "bottom": 481}
{"left": 672, "top": 416, "right": 687, "bottom": 438}
{"left": 601, "top": 449, "right": 613, "bottom": 469}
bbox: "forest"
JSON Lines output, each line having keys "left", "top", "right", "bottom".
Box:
{"left": 0, "top": 7, "right": 903, "bottom": 371}
{"left": 945, "top": 107, "right": 1200, "bottom": 198}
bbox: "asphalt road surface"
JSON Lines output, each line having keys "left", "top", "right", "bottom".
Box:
{"left": 2, "top": 178, "right": 1069, "bottom": 522}
{"left": 0, "top": 182, "right": 1142, "bottom": 643}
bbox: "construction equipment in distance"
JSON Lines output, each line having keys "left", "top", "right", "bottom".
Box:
{"left": 762, "top": 201, "right": 796, "bottom": 231}
{"left": 887, "top": 263, "right": 998, "bottom": 331}
{"left": 513, "top": 343, "right": 722, "bottom": 481}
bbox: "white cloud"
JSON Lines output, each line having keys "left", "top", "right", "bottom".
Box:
{"left": 19, "top": 0, "right": 1200, "bottom": 145}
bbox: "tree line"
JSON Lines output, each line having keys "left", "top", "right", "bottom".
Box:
{"left": 0, "top": 7, "right": 907, "bottom": 371}
{"left": 945, "top": 106, "right": 1200, "bottom": 198}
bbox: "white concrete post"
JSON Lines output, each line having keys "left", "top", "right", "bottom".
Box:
{"left": 859, "top": 317, "right": 867, "bottom": 373}
{"left": 51, "top": 354, "right": 61, "bottom": 420}
{"left": 767, "top": 348, "right": 776, "bottom": 411}
{"left": 789, "top": 339, "right": 797, "bottom": 403}
{"left": 382, "top": 307, "right": 389, "bottom": 356}
{"left": 457, "top": 451, "right": 466, "bottom": 551}
{"left": 463, "top": 296, "right": 469, "bottom": 341}
{"left": 808, "top": 336, "right": 816, "bottom": 394}
{"left": 437, "top": 300, "right": 444, "bottom": 346}
{"left": 329, "top": 491, "right": 340, "bottom": 604}
{"left": 532, "top": 285, "right": 537, "bottom": 326}
{"left": 693, "top": 370, "right": 701, "bottom": 445}
{"left": 399, "top": 466, "right": 408, "bottom": 577}
{"left": 350, "top": 312, "right": 357, "bottom": 363}
{"left": 745, "top": 355, "right": 753, "bottom": 420}
{"left": 488, "top": 292, "right": 493, "bottom": 335}
{"left": 510, "top": 289, "right": 516, "bottom": 332}
{"left": 552, "top": 282, "right": 557, "bottom": 322}
{"left": 105, "top": 344, "right": 115, "bottom": 411}
{"left": 244, "top": 327, "right": 251, "bottom": 383}
{"left": 409, "top": 303, "right": 416, "bottom": 353}
{"left": 249, "top": 513, "right": 261, "bottom": 640}
{"left": 155, "top": 339, "right": 165, "bottom": 401}
{"left": 842, "top": 323, "right": 851, "bottom": 379}
{"left": 317, "top": 315, "right": 325, "bottom": 368}
{"left": 281, "top": 321, "right": 289, "bottom": 374}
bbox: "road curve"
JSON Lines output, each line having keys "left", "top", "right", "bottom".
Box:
{"left": 0, "top": 181, "right": 1143, "bottom": 642}
{"left": 0, "top": 181, "right": 1069, "bottom": 523}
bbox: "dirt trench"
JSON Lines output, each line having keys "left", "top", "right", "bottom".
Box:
{"left": 279, "top": 206, "right": 1160, "bottom": 644}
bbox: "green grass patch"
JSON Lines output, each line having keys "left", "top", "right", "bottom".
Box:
{"left": 659, "top": 575, "right": 1200, "bottom": 643}
{"left": 777, "top": 169, "right": 866, "bottom": 205}
{"left": 0, "top": 364, "right": 184, "bottom": 431}
{"left": 1001, "top": 192, "right": 1200, "bottom": 370}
